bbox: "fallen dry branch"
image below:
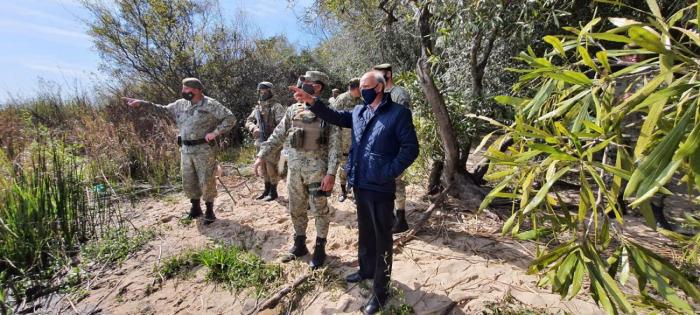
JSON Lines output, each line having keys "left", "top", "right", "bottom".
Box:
{"left": 252, "top": 273, "right": 311, "bottom": 314}
{"left": 394, "top": 186, "right": 451, "bottom": 249}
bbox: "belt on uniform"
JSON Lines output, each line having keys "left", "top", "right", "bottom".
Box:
{"left": 182, "top": 138, "right": 208, "bottom": 146}
{"left": 342, "top": 153, "right": 349, "bottom": 156}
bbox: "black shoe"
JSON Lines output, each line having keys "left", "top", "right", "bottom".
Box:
{"left": 263, "top": 183, "right": 278, "bottom": 202}
{"left": 282, "top": 235, "right": 309, "bottom": 262}
{"left": 338, "top": 184, "right": 347, "bottom": 202}
{"left": 363, "top": 295, "right": 387, "bottom": 315}
{"left": 203, "top": 202, "right": 216, "bottom": 225}
{"left": 345, "top": 272, "right": 370, "bottom": 283}
{"left": 187, "top": 199, "right": 202, "bottom": 219}
{"left": 309, "top": 237, "right": 327, "bottom": 269}
{"left": 256, "top": 182, "right": 270, "bottom": 200}
{"left": 392, "top": 209, "right": 409, "bottom": 234}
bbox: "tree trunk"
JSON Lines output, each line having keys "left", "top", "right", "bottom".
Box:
{"left": 473, "top": 136, "right": 513, "bottom": 184}
{"left": 415, "top": 4, "right": 486, "bottom": 208}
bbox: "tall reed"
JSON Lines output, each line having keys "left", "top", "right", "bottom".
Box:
{"left": 0, "top": 137, "right": 119, "bottom": 302}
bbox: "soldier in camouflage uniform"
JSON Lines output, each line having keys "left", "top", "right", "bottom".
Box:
{"left": 253, "top": 71, "right": 340, "bottom": 268}
{"left": 373, "top": 63, "right": 412, "bottom": 233}
{"left": 331, "top": 78, "right": 361, "bottom": 202}
{"left": 245, "top": 82, "right": 286, "bottom": 201}
{"left": 329, "top": 88, "right": 340, "bottom": 104}
{"left": 123, "top": 78, "right": 235, "bottom": 225}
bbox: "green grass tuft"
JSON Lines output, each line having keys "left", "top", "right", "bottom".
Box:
{"left": 81, "top": 227, "right": 157, "bottom": 265}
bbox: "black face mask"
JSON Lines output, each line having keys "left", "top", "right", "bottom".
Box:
{"left": 182, "top": 91, "right": 194, "bottom": 101}
{"left": 259, "top": 91, "right": 272, "bottom": 101}
{"left": 302, "top": 83, "right": 316, "bottom": 95}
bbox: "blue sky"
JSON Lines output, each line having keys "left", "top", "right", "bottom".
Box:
{"left": 0, "top": 0, "right": 317, "bottom": 103}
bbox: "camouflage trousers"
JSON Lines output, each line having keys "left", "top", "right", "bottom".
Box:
{"left": 258, "top": 144, "right": 281, "bottom": 183}
{"left": 337, "top": 153, "right": 349, "bottom": 187}
{"left": 181, "top": 150, "right": 218, "bottom": 202}
{"left": 395, "top": 173, "right": 406, "bottom": 210}
{"left": 262, "top": 160, "right": 280, "bottom": 183}
{"left": 286, "top": 150, "right": 332, "bottom": 238}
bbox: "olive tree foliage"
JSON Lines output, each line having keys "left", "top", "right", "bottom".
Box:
{"left": 82, "top": 0, "right": 334, "bottom": 135}
{"left": 476, "top": 1, "right": 700, "bottom": 313}
{"left": 307, "top": 0, "right": 582, "bottom": 203}
{"left": 303, "top": 0, "right": 420, "bottom": 80}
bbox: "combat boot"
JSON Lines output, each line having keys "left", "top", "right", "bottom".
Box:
{"left": 203, "top": 202, "right": 216, "bottom": 225}
{"left": 264, "top": 183, "right": 278, "bottom": 202}
{"left": 309, "top": 237, "right": 327, "bottom": 269}
{"left": 281, "top": 235, "right": 309, "bottom": 263}
{"left": 256, "top": 182, "right": 270, "bottom": 200}
{"left": 392, "top": 209, "right": 409, "bottom": 234}
{"left": 187, "top": 199, "right": 202, "bottom": 219}
{"left": 338, "top": 184, "right": 347, "bottom": 202}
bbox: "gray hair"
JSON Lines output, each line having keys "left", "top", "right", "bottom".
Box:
{"left": 374, "top": 72, "right": 386, "bottom": 86}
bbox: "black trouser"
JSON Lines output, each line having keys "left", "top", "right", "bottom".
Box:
{"left": 354, "top": 188, "right": 395, "bottom": 299}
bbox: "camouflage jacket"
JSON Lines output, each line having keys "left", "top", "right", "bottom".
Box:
{"left": 258, "top": 102, "right": 340, "bottom": 175}
{"left": 386, "top": 85, "right": 411, "bottom": 109}
{"left": 244, "top": 100, "right": 286, "bottom": 146}
{"left": 143, "top": 96, "right": 236, "bottom": 154}
{"left": 331, "top": 91, "right": 360, "bottom": 155}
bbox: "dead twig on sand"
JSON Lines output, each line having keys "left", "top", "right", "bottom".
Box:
{"left": 217, "top": 176, "right": 237, "bottom": 205}
{"left": 251, "top": 273, "right": 311, "bottom": 314}
{"left": 394, "top": 186, "right": 451, "bottom": 249}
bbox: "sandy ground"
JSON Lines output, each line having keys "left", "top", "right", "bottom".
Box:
{"left": 39, "top": 161, "right": 613, "bottom": 315}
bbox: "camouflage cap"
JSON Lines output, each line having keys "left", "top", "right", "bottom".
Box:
{"left": 372, "top": 63, "right": 392, "bottom": 71}
{"left": 348, "top": 77, "right": 360, "bottom": 89}
{"left": 332, "top": 88, "right": 340, "bottom": 93}
{"left": 182, "top": 77, "right": 204, "bottom": 90}
{"left": 303, "top": 70, "right": 329, "bottom": 86}
{"left": 257, "top": 81, "right": 273, "bottom": 90}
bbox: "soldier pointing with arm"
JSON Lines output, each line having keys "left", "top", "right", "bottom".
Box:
{"left": 245, "top": 82, "right": 286, "bottom": 201}
{"left": 252, "top": 71, "right": 341, "bottom": 269}
{"left": 122, "top": 78, "right": 236, "bottom": 225}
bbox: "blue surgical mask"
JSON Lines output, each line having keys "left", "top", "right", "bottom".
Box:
{"left": 361, "top": 84, "right": 380, "bottom": 105}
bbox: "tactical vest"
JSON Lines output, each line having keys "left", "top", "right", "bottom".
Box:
{"left": 290, "top": 109, "right": 327, "bottom": 151}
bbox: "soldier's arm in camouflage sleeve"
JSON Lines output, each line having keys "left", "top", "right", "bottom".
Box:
{"left": 257, "top": 107, "right": 292, "bottom": 161}
{"left": 326, "top": 123, "right": 340, "bottom": 176}
{"left": 272, "top": 103, "right": 286, "bottom": 126}
{"left": 140, "top": 100, "right": 180, "bottom": 118}
{"left": 244, "top": 107, "right": 258, "bottom": 133}
{"left": 211, "top": 101, "right": 236, "bottom": 135}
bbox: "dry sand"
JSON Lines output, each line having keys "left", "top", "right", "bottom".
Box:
{"left": 45, "top": 163, "right": 609, "bottom": 315}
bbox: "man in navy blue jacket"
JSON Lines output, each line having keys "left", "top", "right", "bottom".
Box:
{"left": 291, "top": 71, "right": 419, "bottom": 314}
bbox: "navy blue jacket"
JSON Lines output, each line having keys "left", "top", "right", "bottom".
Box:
{"left": 309, "top": 93, "right": 419, "bottom": 194}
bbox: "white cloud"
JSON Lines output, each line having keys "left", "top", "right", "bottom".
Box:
{"left": 0, "top": 19, "right": 91, "bottom": 42}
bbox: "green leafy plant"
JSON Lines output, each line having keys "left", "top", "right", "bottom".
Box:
{"left": 479, "top": 1, "right": 700, "bottom": 313}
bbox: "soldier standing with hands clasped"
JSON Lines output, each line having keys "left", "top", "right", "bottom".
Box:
{"left": 245, "top": 81, "right": 286, "bottom": 201}
{"left": 122, "top": 78, "right": 236, "bottom": 225}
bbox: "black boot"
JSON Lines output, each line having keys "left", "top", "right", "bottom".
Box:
{"left": 338, "top": 184, "right": 347, "bottom": 202}
{"left": 256, "top": 182, "right": 270, "bottom": 200}
{"left": 363, "top": 295, "right": 387, "bottom": 315}
{"left": 203, "top": 202, "right": 216, "bottom": 225}
{"left": 652, "top": 201, "right": 676, "bottom": 231}
{"left": 281, "top": 235, "right": 309, "bottom": 262}
{"left": 309, "top": 237, "right": 327, "bottom": 269}
{"left": 187, "top": 199, "right": 202, "bottom": 219}
{"left": 392, "top": 209, "right": 409, "bottom": 234}
{"left": 264, "top": 183, "right": 278, "bottom": 202}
